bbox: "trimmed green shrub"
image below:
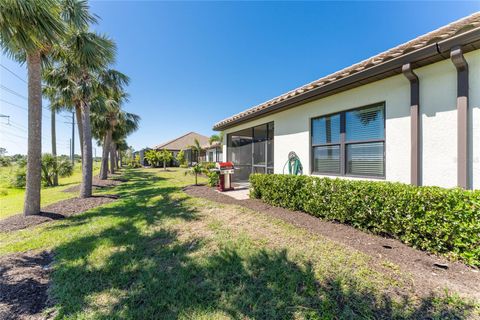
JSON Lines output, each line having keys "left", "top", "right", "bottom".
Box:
{"left": 207, "top": 171, "right": 219, "bottom": 187}
{"left": 9, "top": 167, "right": 26, "bottom": 188}
{"left": 249, "top": 174, "right": 480, "bottom": 267}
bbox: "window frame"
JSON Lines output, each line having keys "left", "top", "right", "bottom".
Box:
{"left": 310, "top": 102, "right": 386, "bottom": 179}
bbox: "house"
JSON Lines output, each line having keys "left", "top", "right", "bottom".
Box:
{"left": 213, "top": 13, "right": 480, "bottom": 189}
{"left": 154, "top": 132, "right": 209, "bottom": 166}
{"left": 203, "top": 141, "right": 223, "bottom": 163}
{"left": 133, "top": 148, "right": 151, "bottom": 166}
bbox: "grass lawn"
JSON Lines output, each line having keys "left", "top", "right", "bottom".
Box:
{"left": 0, "top": 168, "right": 478, "bottom": 319}
{"left": 0, "top": 161, "right": 100, "bottom": 219}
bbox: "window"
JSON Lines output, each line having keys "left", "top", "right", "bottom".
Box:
{"left": 311, "top": 103, "right": 385, "bottom": 177}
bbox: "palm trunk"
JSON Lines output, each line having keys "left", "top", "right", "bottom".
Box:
{"left": 51, "top": 109, "right": 58, "bottom": 186}
{"left": 99, "top": 130, "right": 111, "bottom": 180}
{"left": 79, "top": 101, "right": 93, "bottom": 198}
{"left": 118, "top": 152, "right": 122, "bottom": 168}
{"left": 75, "top": 104, "right": 84, "bottom": 158}
{"left": 116, "top": 151, "right": 120, "bottom": 170}
{"left": 23, "top": 52, "right": 42, "bottom": 216}
{"left": 109, "top": 141, "right": 116, "bottom": 175}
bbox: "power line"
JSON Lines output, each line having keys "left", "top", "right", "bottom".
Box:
{"left": 0, "top": 98, "right": 27, "bottom": 111}
{"left": 1, "top": 124, "right": 56, "bottom": 144}
{"left": 5, "top": 122, "right": 27, "bottom": 133}
{"left": 0, "top": 64, "right": 27, "bottom": 84}
{"left": 0, "top": 127, "right": 27, "bottom": 140}
{"left": 0, "top": 84, "right": 27, "bottom": 100}
{"left": 0, "top": 99, "right": 53, "bottom": 121}
{"left": 9, "top": 119, "right": 27, "bottom": 130}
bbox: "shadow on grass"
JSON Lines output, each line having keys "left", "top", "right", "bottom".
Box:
{"left": 47, "top": 169, "right": 477, "bottom": 319}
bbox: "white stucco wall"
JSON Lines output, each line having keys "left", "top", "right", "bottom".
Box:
{"left": 468, "top": 50, "right": 480, "bottom": 190}
{"left": 221, "top": 49, "right": 480, "bottom": 189}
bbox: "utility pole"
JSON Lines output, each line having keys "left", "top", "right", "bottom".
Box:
{"left": 65, "top": 112, "right": 75, "bottom": 166}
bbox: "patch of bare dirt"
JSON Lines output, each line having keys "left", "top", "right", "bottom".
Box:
{"left": 183, "top": 184, "right": 480, "bottom": 300}
{"left": 0, "top": 195, "right": 118, "bottom": 233}
{"left": 0, "top": 251, "right": 52, "bottom": 320}
{"left": 62, "top": 177, "right": 123, "bottom": 193}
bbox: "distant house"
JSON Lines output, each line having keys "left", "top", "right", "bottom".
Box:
{"left": 213, "top": 13, "right": 480, "bottom": 188}
{"left": 203, "top": 141, "right": 223, "bottom": 163}
{"left": 133, "top": 148, "right": 151, "bottom": 166}
{"left": 154, "top": 132, "right": 209, "bottom": 166}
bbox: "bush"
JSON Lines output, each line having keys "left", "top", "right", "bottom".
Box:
{"left": 128, "top": 155, "right": 142, "bottom": 168}
{"left": 41, "top": 154, "right": 74, "bottom": 187}
{"left": 0, "top": 156, "right": 11, "bottom": 167}
{"left": 201, "top": 162, "right": 216, "bottom": 169}
{"left": 9, "top": 167, "right": 26, "bottom": 188}
{"left": 249, "top": 174, "right": 480, "bottom": 267}
{"left": 176, "top": 150, "right": 186, "bottom": 167}
{"left": 207, "top": 171, "right": 219, "bottom": 187}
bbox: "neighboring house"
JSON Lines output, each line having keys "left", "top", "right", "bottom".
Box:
{"left": 154, "top": 132, "right": 209, "bottom": 166}
{"left": 203, "top": 142, "right": 223, "bottom": 163}
{"left": 213, "top": 13, "right": 480, "bottom": 188}
{"left": 133, "top": 148, "right": 151, "bottom": 166}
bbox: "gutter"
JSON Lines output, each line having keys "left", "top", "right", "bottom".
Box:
{"left": 214, "top": 28, "right": 480, "bottom": 131}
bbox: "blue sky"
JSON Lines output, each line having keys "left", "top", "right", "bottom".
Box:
{"left": 1, "top": 1, "right": 479, "bottom": 155}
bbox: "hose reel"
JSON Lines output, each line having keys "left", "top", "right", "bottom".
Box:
{"left": 283, "top": 151, "right": 303, "bottom": 175}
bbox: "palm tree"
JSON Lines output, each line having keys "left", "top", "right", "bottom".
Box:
{"left": 111, "top": 110, "right": 140, "bottom": 170}
{"left": 189, "top": 138, "right": 204, "bottom": 164}
{"left": 0, "top": 0, "right": 94, "bottom": 215}
{"left": 90, "top": 73, "right": 136, "bottom": 180}
{"left": 53, "top": 30, "right": 116, "bottom": 196}
{"left": 115, "top": 139, "right": 129, "bottom": 168}
{"left": 42, "top": 84, "right": 66, "bottom": 186}
{"left": 185, "top": 163, "right": 204, "bottom": 186}
{"left": 91, "top": 95, "right": 119, "bottom": 179}
{"left": 209, "top": 132, "right": 224, "bottom": 145}
{"left": 96, "top": 70, "right": 130, "bottom": 178}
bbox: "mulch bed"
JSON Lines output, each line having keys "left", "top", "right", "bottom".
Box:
{"left": 183, "top": 185, "right": 480, "bottom": 300}
{"left": 0, "top": 251, "right": 53, "bottom": 320}
{"left": 0, "top": 196, "right": 118, "bottom": 233}
{"left": 62, "top": 177, "right": 124, "bottom": 193}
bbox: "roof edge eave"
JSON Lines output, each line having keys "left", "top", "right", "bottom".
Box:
{"left": 213, "top": 25, "right": 480, "bottom": 132}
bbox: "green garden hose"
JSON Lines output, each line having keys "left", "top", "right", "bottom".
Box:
{"left": 283, "top": 151, "right": 303, "bottom": 175}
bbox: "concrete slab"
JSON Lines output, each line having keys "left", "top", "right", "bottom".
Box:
{"left": 215, "top": 186, "right": 250, "bottom": 200}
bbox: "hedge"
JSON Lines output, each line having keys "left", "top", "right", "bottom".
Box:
{"left": 249, "top": 174, "right": 480, "bottom": 267}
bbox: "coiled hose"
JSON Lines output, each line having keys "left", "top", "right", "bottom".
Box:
{"left": 283, "top": 151, "right": 303, "bottom": 175}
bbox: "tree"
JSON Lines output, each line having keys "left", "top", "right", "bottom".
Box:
{"left": 93, "top": 69, "right": 130, "bottom": 178}
{"left": 42, "top": 84, "right": 66, "bottom": 186}
{"left": 188, "top": 138, "right": 204, "bottom": 164}
{"left": 176, "top": 150, "right": 186, "bottom": 167}
{"left": 54, "top": 30, "right": 116, "bottom": 197}
{"left": 0, "top": 0, "right": 94, "bottom": 215}
{"left": 144, "top": 149, "right": 161, "bottom": 167}
{"left": 209, "top": 132, "right": 224, "bottom": 145}
{"left": 185, "top": 163, "right": 204, "bottom": 186}
{"left": 158, "top": 149, "right": 173, "bottom": 170}
{"left": 93, "top": 97, "right": 140, "bottom": 178}
{"left": 110, "top": 109, "right": 139, "bottom": 173}
{"left": 0, "top": 148, "right": 6, "bottom": 156}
